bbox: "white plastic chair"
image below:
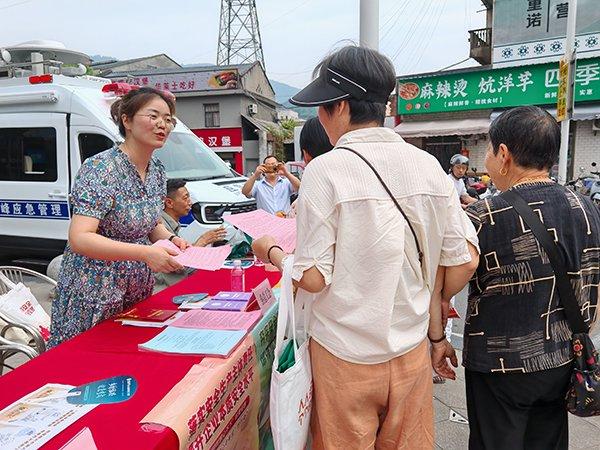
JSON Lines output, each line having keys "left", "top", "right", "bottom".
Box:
{"left": 0, "top": 266, "right": 56, "bottom": 373}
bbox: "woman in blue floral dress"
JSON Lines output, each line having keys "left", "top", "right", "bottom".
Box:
{"left": 49, "top": 88, "right": 188, "bottom": 347}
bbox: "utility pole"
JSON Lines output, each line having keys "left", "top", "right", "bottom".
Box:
{"left": 557, "top": 0, "right": 578, "bottom": 185}
{"left": 359, "top": 0, "right": 379, "bottom": 50}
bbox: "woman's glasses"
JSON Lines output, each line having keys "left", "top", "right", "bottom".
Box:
{"left": 136, "top": 113, "right": 177, "bottom": 129}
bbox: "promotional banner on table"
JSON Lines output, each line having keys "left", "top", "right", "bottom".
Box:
{"left": 397, "top": 57, "right": 600, "bottom": 115}
{"left": 141, "top": 303, "right": 279, "bottom": 450}
{"left": 142, "top": 337, "right": 260, "bottom": 450}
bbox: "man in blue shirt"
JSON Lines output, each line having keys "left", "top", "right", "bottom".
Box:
{"left": 242, "top": 155, "right": 301, "bottom": 216}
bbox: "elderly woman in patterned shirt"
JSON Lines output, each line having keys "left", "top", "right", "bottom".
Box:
{"left": 463, "top": 106, "right": 600, "bottom": 450}
{"left": 49, "top": 87, "right": 188, "bottom": 347}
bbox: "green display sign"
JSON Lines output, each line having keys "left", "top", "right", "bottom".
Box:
{"left": 397, "top": 57, "right": 600, "bottom": 115}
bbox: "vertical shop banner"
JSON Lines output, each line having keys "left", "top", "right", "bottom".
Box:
{"left": 397, "top": 57, "right": 600, "bottom": 115}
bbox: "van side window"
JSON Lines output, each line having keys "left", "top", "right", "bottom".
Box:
{"left": 0, "top": 128, "right": 57, "bottom": 182}
{"left": 78, "top": 134, "right": 114, "bottom": 162}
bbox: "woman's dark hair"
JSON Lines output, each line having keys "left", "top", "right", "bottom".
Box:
{"left": 489, "top": 106, "right": 560, "bottom": 170}
{"left": 110, "top": 87, "right": 176, "bottom": 137}
{"left": 166, "top": 178, "right": 186, "bottom": 198}
{"left": 316, "top": 45, "right": 396, "bottom": 126}
{"left": 300, "top": 117, "right": 334, "bottom": 159}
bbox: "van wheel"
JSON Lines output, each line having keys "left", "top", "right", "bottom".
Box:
{"left": 46, "top": 255, "right": 63, "bottom": 281}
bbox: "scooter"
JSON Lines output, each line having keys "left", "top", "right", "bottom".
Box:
{"left": 566, "top": 162, "right": 600, "bottom": 205}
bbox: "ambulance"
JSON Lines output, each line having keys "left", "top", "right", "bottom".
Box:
{"left": 0, "top": 41, "right": 255, "bottom": 266}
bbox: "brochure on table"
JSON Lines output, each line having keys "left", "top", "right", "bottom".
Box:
{"left": 0, "top": 384, "right": 97, "bottom": 450}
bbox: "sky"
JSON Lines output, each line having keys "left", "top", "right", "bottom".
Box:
{"left": 0, "top": 0, "right": 487, "bottom": 88}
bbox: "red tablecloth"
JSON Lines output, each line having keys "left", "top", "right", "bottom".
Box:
{"left": 0, "top": 267, "right": 281, "bottom": 449}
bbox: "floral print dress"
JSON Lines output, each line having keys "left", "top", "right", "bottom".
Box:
{"left": 48, "top": 147, "right": 166, "bottom": 347}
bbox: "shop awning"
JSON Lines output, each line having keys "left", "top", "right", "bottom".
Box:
{"left": 393, "top": 118, "right": 490, "bottom": 138}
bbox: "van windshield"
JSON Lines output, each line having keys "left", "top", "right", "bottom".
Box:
{"left": 154, "top": 132, "right": 234, "bottom": 180}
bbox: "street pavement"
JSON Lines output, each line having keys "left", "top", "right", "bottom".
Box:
{"left": 3, "top": 280, "right": 600, "bottom": 448}
{"left": 438, "top": 288, "right": 600, "bottom": 449}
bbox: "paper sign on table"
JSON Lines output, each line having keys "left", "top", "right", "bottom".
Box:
{"left": 170, "top": 309, "right": 262, "bottom": 331}
{"left": 0, "top": 384, "right": 97, "bottom": 450}
{"left": 59, "top": 427, "right": 98, "bottom": 450}
{"left": 252, "top": 279, "right": 277, "bottom": 313}
{"left": 67, "top": 375, "right": 137, "bottom": 405}
{"left": 139, "top": 327, "right": 246, "bottom": 358}
{"left": 223, "top": 209, "right": 296, "bottom": 253}
{"left": 152, "top": 240, "right": 231, "bottom": 271}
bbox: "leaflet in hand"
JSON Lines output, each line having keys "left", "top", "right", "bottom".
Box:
{"left": 223, "top": 209, "right": 296, "bottom": 253}
{"left": 170, "top": 309, "right": 262, "bottom": 331}
{"left": 139, "top": 327, "right": 246, "bottom": 358}
{"left": 153, "top": 240, "right": 231, "bottom": 271}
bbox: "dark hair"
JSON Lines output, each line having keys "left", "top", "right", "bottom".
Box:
{"left": 316, "top": 45, "right": 396, "bottom": 126}
{"left": 166, "top": 178, "right": 186, "bottom": 198}
{"left": 110, "top": 87, "right": 176, "bottom": 137}
{"left": 489, "top": 106, "right": 560, "bottom": 171}
{"left": 263, "top": 155, "right": 279, "bottom": 163}
{"left": 300, "top": 117, "right": 334, "bottom": 158}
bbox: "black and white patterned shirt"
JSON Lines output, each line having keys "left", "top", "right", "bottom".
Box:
{"left": 464, "top": 182, "right": 600, "bottom": 373}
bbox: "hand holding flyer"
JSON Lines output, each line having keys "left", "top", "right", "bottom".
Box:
{"left": 152, "top": 240, "right": 231, "bottom": 271}
{"left": 223, "top": 210, "right": 296, "bottom": 253}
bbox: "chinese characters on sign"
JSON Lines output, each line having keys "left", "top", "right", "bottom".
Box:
{"left": 192, "top": 127, "right": 243, "bottom": 152}
{"left": 397, "top": 57, "right": 600, "bottom": 115}
{"left": 0, "top": 201, "right": 68, "bottom": 219}
{"left": 556, "top": 57, "right": 570, "bottom": 121}
{"left": 493, "top": 0, "right": 600, "bottom": 66}
{"left": 113, "top": 69, "right": 239, "bottom": 93}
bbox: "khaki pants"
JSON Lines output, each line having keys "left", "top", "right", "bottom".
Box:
{"left": 309, "top": 339, "right": 434, "bottom": 450}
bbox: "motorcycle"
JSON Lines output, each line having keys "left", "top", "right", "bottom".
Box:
{"left": 465, "top": 168, "right": 498, "bottom": 200}
{"left": 566, "top": 162, "right": 600, "bottom": 205}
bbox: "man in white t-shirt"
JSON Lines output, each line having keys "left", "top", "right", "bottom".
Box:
{"left": 251, "top": 45, "right": 480, "bottom": 449}
{"left": 448, "top": 154, "right": 477, "bottom": 208}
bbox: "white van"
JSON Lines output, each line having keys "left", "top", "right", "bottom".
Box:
{"left": 0, "top": 73, "right": 255, "bottom": 265}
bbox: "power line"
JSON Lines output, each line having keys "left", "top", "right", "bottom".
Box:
{"left": 389, "top": 0, "right": 435, "bottom": 64}
{"left": 403, "top": 0, "right": 449, "bottom": 74}
{"left": 263, "top": 0, "right": 314, "bottom": 27}
{"left": 0, "top": 0, "right": 35, "bottom": 11}
{"left": 380, "top": 0, "right": 412, "bottom": 46}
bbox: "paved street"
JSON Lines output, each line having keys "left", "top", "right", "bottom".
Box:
{"left": 437, "top": 288, "right": 600, "bottom": 449}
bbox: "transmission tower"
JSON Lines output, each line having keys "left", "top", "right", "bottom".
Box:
{"left": 217, "top": 0, "right": 265, "bottom": 69}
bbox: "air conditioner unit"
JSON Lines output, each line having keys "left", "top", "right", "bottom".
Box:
{"left": 247, "top": 103, "right": 258, "bottom": 115}
{"left": 592, "top": 118, "right": 600, "bottom": 132}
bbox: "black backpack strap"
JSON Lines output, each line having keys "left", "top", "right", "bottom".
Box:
{"left": 336, "top": 146, "right": 423, "bottom": 265}
{"left": 501, "top": 189, "right": 588, "bottom": 334}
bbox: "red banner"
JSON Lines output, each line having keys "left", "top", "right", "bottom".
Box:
{"left": 193, "top": 128, "right": 243, "bottom": 152}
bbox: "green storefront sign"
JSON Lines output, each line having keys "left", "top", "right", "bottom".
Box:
{"left": 397, "top": 57, "right": 600, "bottom": 115}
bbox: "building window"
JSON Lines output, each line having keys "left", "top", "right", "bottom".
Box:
{"left": 204, "top": 103, "right": 220, "bottom": 128}
{"left": 0, "top": 128, "right": 57, "bottom": 181}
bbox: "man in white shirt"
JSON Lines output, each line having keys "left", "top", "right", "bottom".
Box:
{"left": 252, "top": 45, "right": 479, "bottom": 449}
{"left": 448, "top": 154, "right": 477, "bottom": 208}
{"left": 241, "top": 155, "right": 300, "bottom": 216}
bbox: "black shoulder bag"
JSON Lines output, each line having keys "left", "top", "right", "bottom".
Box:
{"left": 337, "top": 146, "right": 423, "bottom": 266}
{"left": 502, "top": 188, "right": 600, "bottom": 417}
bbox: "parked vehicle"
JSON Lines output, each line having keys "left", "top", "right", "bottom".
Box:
{"left": 0, "top": 42, "right": 254, "bottom": 266}
{"left": 566, "top": 162, "right": 600, "bottom": 205}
